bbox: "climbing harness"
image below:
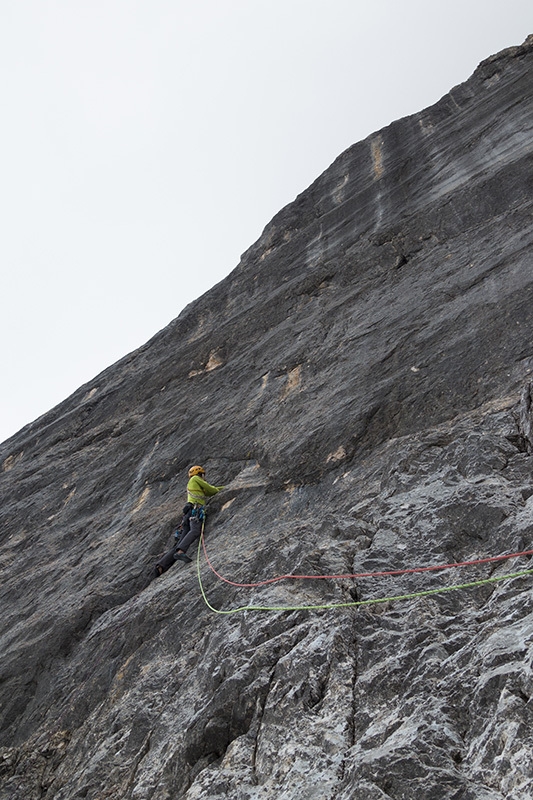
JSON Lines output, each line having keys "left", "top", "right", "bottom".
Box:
{"left": 196, "top": 531, "right": 533, "bottom": 615}
{"left": 191, "top": 504, "right": 206, "bottom": 522}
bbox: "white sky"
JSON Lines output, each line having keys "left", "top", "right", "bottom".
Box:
{"left": 1, "top": 0, "right": 532, "bottom": 445}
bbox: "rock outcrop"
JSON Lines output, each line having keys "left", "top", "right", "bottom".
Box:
{"left": 1, "top": 35, "right": 533, "bottom": 800}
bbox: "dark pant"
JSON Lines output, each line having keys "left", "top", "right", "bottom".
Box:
{"left": 154, "top": 548, "right": 177, "bottom": 577}
{"left": 176, "top": 513, "right": 204, "bottom": 553}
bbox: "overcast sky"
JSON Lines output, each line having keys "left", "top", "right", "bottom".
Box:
{"left": 1, "top": 0, "right": 532, "bottom": 445}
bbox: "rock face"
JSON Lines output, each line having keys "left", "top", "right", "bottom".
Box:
{"left": 1, "top": 36, "right": 533, "bottom": 800}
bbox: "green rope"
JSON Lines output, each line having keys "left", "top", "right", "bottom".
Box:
{"left": 195, "top": 537, "right": 533, "bottom": 615}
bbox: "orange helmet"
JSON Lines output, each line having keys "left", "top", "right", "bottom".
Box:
{"left": 188, "top": 465, "right": 205, "bottom": 478}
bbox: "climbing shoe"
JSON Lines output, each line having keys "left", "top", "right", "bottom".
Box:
{"left": 175, "top": 553, "right": 192, "bottom": 563}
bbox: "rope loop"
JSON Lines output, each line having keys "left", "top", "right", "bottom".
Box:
{"left": 196, "top": 532, "right": 533, "bottom": 615}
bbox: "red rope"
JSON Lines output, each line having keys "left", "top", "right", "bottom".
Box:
{"left": 201, "top": 534, "right": 533, "bottom": 588}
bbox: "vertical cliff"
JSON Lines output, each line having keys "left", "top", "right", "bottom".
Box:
{"left": 1, "top": 35, "right": 533, "bottom": 800}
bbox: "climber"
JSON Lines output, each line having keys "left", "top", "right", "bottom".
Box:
{"left": 174, "top": 466, "right": 225, "bottom": 564}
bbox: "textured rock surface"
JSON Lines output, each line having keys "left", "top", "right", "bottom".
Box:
{"left": 1, "top": 36, "right": 533, "bottom": 800}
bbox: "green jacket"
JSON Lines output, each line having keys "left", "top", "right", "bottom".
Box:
{"left": 187, "top": 475, "right": 224, "bottom": 506}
